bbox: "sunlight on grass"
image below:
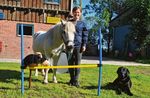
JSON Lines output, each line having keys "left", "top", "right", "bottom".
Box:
{"left": 0, "top": 62, "right": 150, "bottom": 98}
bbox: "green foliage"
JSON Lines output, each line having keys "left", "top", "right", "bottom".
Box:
{"left": 143, "top": 34, "right": 150, "bottom": 46}
{"left": 83, "top": 0, "right": 113, "bottom": 47}
{"left": 136, "top": 57, "right": 150, "bottom": 64}
{"left": 125, "top": 0, "right": 150, "bottom": 47}
{"left": 84, "top": 0, "right": 150, "bottom": 56}
{"left": 73, "top": 0, "right": 81, "bottom": 7}
{"left": 102, "top": 8, "right": 111, "bottom": 26}
{"left": 83, "top": 0, "right": 112, "bottom": 28}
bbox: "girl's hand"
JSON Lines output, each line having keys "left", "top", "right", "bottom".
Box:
{"left": 80, "top": 46, "right": 86, "bottom": 53}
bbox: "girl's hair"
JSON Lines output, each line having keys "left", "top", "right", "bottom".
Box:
{"left": 72, "top": 6, "right": 82, "bottom": 12}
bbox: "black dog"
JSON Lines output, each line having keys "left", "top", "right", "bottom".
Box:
{"left": 21, "top": 53, "right": 47, "bottom": 69}
{"left": 113, "top": 66, "right": 133, "bottom": 96}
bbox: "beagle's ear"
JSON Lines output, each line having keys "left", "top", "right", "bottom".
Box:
{"left": 60, "top": 20, "right": 66, "bottom": 26}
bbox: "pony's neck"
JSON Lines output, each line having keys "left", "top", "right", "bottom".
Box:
{"left": 49, "top": 24, "right": 63, "bottom": 43}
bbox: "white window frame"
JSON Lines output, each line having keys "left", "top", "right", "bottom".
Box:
{"left": 44, "top": 0, "right": 60, "bottom": 5}
{"left": 17, "top": 24, "right": 34, "bottom": 36}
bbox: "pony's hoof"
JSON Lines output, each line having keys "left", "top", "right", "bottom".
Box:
{"left": 35, "top": 74, "right": 38, "bottom": 77}
{"left": 53, "top": 80, "right": 58, "bottom": 83}
{"left": 43, "top": 81, "right": 49, "bottom": 84}
{"left": 42, "top": 73, "right": 45, "bottom": 76}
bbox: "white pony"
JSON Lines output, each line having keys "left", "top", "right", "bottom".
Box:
{"left": 32, "top": 20, "right": 76, "bottom": 83}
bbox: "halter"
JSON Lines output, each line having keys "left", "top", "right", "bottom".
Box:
{"left": 61, "top": 31, "right": 74, "bottom": 46}
{"left": 60, "top": 31, "right": 73, "bottom": 61}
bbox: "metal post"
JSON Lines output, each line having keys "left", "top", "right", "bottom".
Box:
{"left": 21, "top": 24, "right": 24, "bottom": 95}
{"left": 97, "top": 27, "right": 102, "bottom": 96}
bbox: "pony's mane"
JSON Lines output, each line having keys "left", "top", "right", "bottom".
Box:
{"left": 47, "top": 21, "right": 75, "bottom": 35}
{"left": 46, "top": 23, "right": 62, "bottom": 34}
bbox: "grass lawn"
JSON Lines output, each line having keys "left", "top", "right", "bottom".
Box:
{"left": 0, "top": 62, "right": 150, "bottom": 98}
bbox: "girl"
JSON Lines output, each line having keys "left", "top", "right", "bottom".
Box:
{"left": 68, "top": 6, "right": 88, "bottom": 87}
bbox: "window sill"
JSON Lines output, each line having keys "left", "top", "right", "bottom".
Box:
{"left": 44, "top": 2, "right": 60, "bottom": 5}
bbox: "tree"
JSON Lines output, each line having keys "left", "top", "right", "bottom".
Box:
{"left": 83, "top": 0, "right": 128, "bottom": 29}
{"left": 125, "top": 0, "right": 150, "bottom": 48}
{"left": 83, "top": 0, "right": 117, "bottom": 54}
{"left": 73, "top": 0, "right": 81, "bottom": 7}
{"left": 111, "top": 0, "right": 150, "bottom": 57}
{"left": 83, "top": 0, "right": 150, "bottom": 57}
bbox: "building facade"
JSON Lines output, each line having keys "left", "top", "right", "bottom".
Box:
{"left": 0, "top": 0, "right": 72, "bottom": 59}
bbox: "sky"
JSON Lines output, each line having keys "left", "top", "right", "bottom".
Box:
{"left": 82, "top": 0, "right": 118, "bottom": 19}
{"left": 82, "top": 0, "right": 90, "bottom": 8}
{"left": 73, "top": 0, "right": 95, "bottom": 18}
{"left": 81, "top": 0, "right": 96, "bottom": 17}
{"left": 81, "top": 0, "right": 96, "bottom": 28}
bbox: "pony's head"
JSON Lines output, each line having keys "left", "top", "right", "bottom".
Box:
{"left": 60, "top": 20, "right": 75, "bottom": 52}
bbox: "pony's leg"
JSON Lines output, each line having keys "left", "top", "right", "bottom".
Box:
{"left": 53, "top": 69, "right": 57, "bottom": 83}
{"left": 35, "top": 69, "right": 38, "bottom": 76}
{"left": 43, "top": 57, "right": 52, "bottom": 84}
{"left": 43, "top": 69, "right": 49, "bottom": 84}
{"left": 41, "top": 60, "right": 50, "bottom": 76}
{"left": 41, "top": 69, "right": 45, "bottom": 76}
{"left": 52, "top": 56, "right": 59, "bottom": 83}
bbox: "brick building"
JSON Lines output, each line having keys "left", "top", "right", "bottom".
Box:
{"left": 0, "top": 0, "right": 72, "bottom": 59}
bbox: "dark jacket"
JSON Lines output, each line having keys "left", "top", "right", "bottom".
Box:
{"left": 74, "top": 20, "right": 88, "bottom": 48}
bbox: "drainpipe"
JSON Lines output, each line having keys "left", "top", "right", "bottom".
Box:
{"left": 70, "top": 0, "right": 73, "bottom": 11}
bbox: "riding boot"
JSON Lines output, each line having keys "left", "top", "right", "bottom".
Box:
{"left": 68, "top": 68, "right": 75, "bottom": 86}
{"left": 73, "top": 68, "right": 80, "bottom": 87}
{"left": 74, "top": 80, "right": 80, "bottom": 87}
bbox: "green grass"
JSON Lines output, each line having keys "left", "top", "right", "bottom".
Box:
{"left": 0, "top": 62, "right": 150, "bottom": 98}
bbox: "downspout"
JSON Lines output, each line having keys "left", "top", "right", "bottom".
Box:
{"left": 70, "top": 0, "right": 73, "bottom": 12}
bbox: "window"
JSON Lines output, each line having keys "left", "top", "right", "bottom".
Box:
{"left": 17, "top": 24, "right": 34, "bottom": 36}
{"left": 0, "top": 10, "right": 5, "bottom": 20}
{"left": 44, "top": 0, "right": 60, "bottom": 4}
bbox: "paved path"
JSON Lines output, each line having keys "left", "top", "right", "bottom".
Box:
{"left": 81, "top": 56, "right": 150, "bottom": 66}
{"left": 0, "top": 56, "right": 150, "bottom": 66}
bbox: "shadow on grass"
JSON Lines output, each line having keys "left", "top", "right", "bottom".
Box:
{"left": 0, "top": 69, "right": 20, "bottom": 82}
{"left": 58, "top": 81, "right": 98, "bottom": 90}
{"left": 82, "top": 86, "right": 98, "bottom": 89}
{"left": 101, "top": 82, "right": 115, "bottom": 90}
{"left": 0, "top": 69, "right": 42, "bottom": 84}
{"left": 81, "top": 82, "right": 115, "bottom": 90}
{"left": 0, "top": 87, "right": 19, "bottom": 90}
{"left": 81, "top": 83, "right": 115, "bottom": 90}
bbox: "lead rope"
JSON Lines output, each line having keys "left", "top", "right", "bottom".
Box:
{"left": 67, "top": 51, "right": 73, "bottom": 62}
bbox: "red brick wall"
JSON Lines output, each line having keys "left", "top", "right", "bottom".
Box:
{"left": 0, "top": 20, "right": 52, "bottom": 59}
